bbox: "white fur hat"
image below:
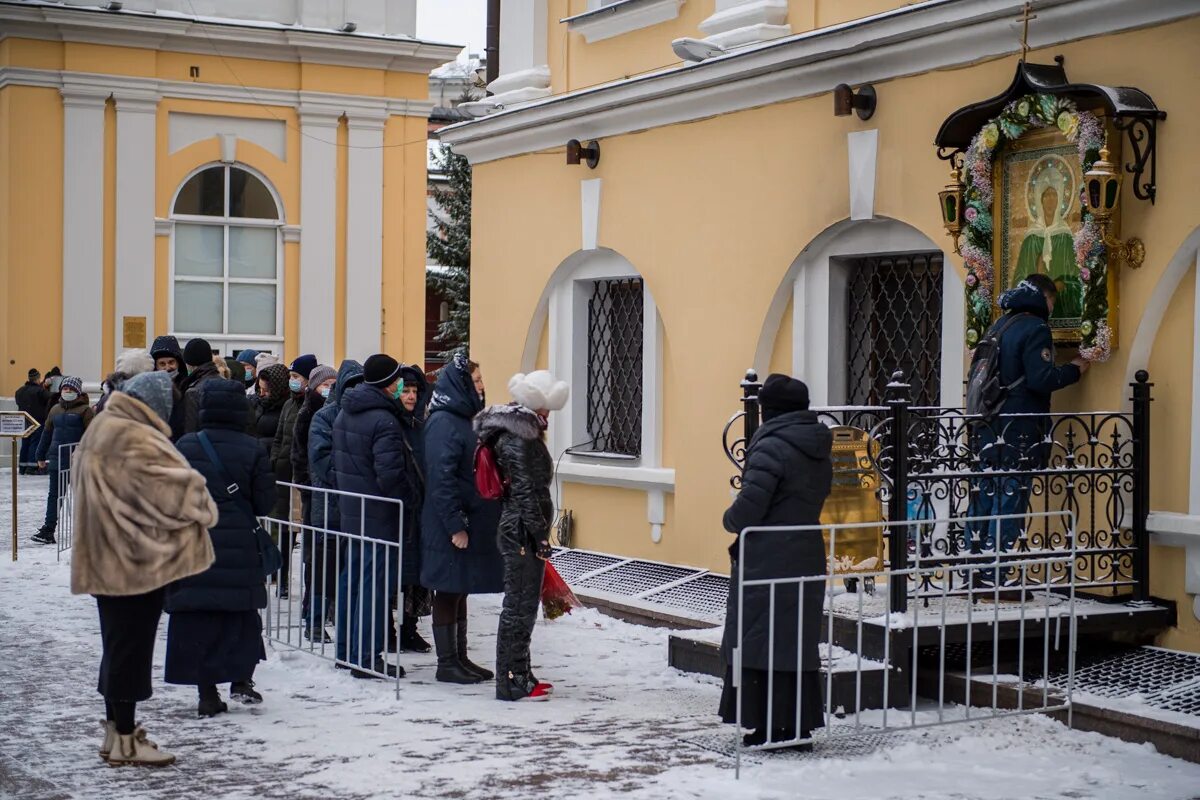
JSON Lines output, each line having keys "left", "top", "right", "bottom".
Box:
{"left": 508, "top": 371, "right": 569, "bottom": 412}
{"left": 114, "top": 348, "right": 154, "bottom": 378}
{"left": 255, "top": 352, "right": 281, "bottom": 369}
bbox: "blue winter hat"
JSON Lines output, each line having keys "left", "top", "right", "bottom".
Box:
{"left": 236, "top": 349, "right": 261, "bottom": 366}
{"left": 122, "top": 371, "right": 174, "bottom": 423}
{"left": 290, "top": 354, "right": 318, "bottom": 379}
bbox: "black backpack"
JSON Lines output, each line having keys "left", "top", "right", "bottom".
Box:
{"left": 965, "top": 313, "right": 1030, "bottom": 419}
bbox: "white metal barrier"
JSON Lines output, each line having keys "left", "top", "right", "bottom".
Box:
{"left": 733, "top": 511, "right": 1078, "bottom": 775}
{"left": 55, "top": 442, "right": 79, "bottom": 561}
{"left": 262, "top": 481, "right": 406, "bottom": 697}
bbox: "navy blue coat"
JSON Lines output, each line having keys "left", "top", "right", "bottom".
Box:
{"left": 332, "top": 382, "right": 420, "bottom": 585}
{"left": 420, "top": 358, "right": 502, "bottom": 594}
{"left": 985, "top": 283, "right": 1082, "bottom": 465}
{"left": 309, "top": 360, "right": 362, "bottom": 531}
{"left": 35, "top": 396, "right": 93, "bottom": 466}
{"left": 168, "top": 379, "right": 277, "bottom": 613}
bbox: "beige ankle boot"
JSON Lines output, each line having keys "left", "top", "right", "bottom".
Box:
{"left": 99, "top": 720, "right": 116, "bottom": 760}
{"left": 106, "top": 726, "right": 175, "bottom": 768}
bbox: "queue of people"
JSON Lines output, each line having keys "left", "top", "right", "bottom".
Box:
{"left": 32, "top": 337, "right": 567, "bottom": 767}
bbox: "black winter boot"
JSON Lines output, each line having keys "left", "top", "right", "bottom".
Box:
{"left": 230, "top": 680, "right": 263, "bottom": 705}
{"left": 456, "top": 618, "right": 493, "bottom": 681}
{"left": 434, "top": 625, "right": 483, "bottom": 684}
{"left": 350, "top": 655, "right": 405, "bottom": 680}
{"left": 399, "top": 615, "right": 431, "bottom": 653}
{"left": 30, "top": 526, "right": 55, "bottom": 545}
{"left": 197, "top": 685, "right": 228, "bottom": 718}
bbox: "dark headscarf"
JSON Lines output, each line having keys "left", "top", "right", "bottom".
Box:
{"left": 257, "top": 363, "right": 291, "bottom": 412}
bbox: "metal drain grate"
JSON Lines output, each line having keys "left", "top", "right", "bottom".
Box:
{"left": 643, "top": 573, "right": 730, "bottom": 619}
{"left": 550, "top": 549, "right": 625, "bottom": 583}
{"left": 576, "top": 560, "right": 702, "bottom": 597}
{"left": 1055, "top": 647, "right": 1200, "bottom": 699}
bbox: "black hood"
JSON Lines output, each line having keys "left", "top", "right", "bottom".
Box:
{"left": 327, "top": 360, "right": 364, "bottom": 409}
{"left": 750, "top": 410, "right": 833, "bottom": 461}
{"left": 341, "top": 383, "right": 401, "bottom": 417}
{"left": 198, "top": 379, "right": 252, "bottom": 431}
{"left": 998, "top": 280, "right": 1051, "bottom": 320}
{"left": 427, "top": 352, "right": 483, "bottom": 421}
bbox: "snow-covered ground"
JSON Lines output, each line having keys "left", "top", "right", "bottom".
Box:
{"left": 4, "top": 473, "right": 1200, "bottom": 800}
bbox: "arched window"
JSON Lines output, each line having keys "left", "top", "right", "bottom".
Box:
{"left": 170, "top": 164, "right": 282, "bottom": 348}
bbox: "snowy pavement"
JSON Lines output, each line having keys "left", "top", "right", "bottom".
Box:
{"left": 4, "top": 474, "right": 1200, "bottom": 800}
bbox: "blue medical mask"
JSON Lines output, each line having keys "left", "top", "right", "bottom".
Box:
{"left": 319, "top": 385, "right": 331, "bottom": 399}
{"left": 288, "top": 378, "right": 303, "bottom": 394}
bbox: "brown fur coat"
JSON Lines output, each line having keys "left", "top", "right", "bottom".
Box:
{"left": 70, "top": 392, "right": 217, "bottom": 596}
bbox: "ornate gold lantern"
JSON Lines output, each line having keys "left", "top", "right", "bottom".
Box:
{"left": 1082, "top": 145, "right": 1144, "bottom": 268}
{"left": 938, "top": 166, "right": 965, "bottom": 254}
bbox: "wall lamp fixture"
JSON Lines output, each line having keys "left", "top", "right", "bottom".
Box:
{"left": 566, "top": 139, "right": 600, "bottom": 169}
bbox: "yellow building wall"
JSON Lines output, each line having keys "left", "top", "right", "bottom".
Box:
{"left": 0, "top": 86, "right": 63, "bottom": 391}
{"left": 381, "top": 114, "right": 430, "bottom": 364}
{"left": 471, "top": 19, "right": 1200, "bottom": 645}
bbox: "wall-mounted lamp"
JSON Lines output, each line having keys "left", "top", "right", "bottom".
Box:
{"left": 339, "top": 21, "right": 358, "bottom": 33}
{"left": 938, "top": 165, "right": 966, "bottom": 255}
{"left": 671, "top": 37, "right": 726, "bottom": 63}
{"left": 1081, "top": 144, "right": 1145, "bottom": 269}
{"left": 566, "top": 139, "right": 600, "bottom": 169}
{"left": 104, "top": 1, "right": 123, "bottom": 10}
{"left": 833, "top": 83, "right": 877, "bottom": 121}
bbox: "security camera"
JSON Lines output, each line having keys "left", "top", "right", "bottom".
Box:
{"left": 671, "top": 37, "right": 726, "bottom": 63}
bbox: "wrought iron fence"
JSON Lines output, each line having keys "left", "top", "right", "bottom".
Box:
{"left": 585, "top": 277, "right": 643, "bottom": 456}
{"left": 731, "top": 514, "right": 1077, "bottom": 777}
{"left": 723, "top": 369, "right": 1152, "bottom": 613}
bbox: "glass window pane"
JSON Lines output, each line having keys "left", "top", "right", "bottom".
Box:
{"left": 228, "top": 284, "right": 277, "bottom": 335}
{"left": 174, "top": 282, "right": 223, "bottom": 333}
{"left": 228, "top": 226, "right": 277, "bottom": 279}
{"left": 229, "top": 168, "right": 278, "bottom": 219}
{"left": 173, "top": 167, "right": 225, "bottom": 216}
{"left": 174, "top": 224, "right": 224, "bottom": 277}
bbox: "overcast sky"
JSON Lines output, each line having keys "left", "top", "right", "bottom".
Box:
{"left": 416, "top": 0, "right": 488, "bottom": 57}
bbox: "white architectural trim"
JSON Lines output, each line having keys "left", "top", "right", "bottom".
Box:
{"left": 0, "top": 3, "right": 462, "bottom": 73}
{"left": 114, "top": 91, "right": 159, "bottom": 357}
{"left": 847, "top": 129, "right": 878, "bottom": 222}
{"left": 941, "top": 258, "right": 966, "bottom": 408}
{"left": 344, "top": 116, "right": 385, "bottom": 359}
{"left": 487, "top": 67, "right": 553, "bottom": 108}
{"left": 169, "top": 112, "right": 287, "bottom": 160}
{"left": 1146, "top": 511, "right": 1200, "bottom": 623}
{"left": 0, "top": 67, "right": 437, "bottom": 119}
{"left": 489, "top": 0, "right": 551, "bottom": 107}
{"left": 281, "top": 224, "right": 302, "bottom": 243}
{"left": 699, "top": 0, "right": 791, "bottom": 50}
{"left": 154, "top": 218, "right": 172, "bottom": 237}
{"left": 298, "top": 112, "right": 340, "bottom": 364}
{"left": 564, "top": 0, "right": 685, "bottom": 44}
{"left": 754, "top": 218, "right": 951, "bottom": 406}
{"left": 443, "top": 0, "right": 1200, "bottom": 164}
{"left": 61, "top": 88, "right": 107, "bottom": 383}
{"left": 581, "top": 179, "right": 602, "bottom": 251}
{"left": 1193, "top": 249, "right": 1200, "bottom": 517}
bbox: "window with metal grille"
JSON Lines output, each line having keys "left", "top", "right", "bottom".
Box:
{"left": 846, "top": 253, "right": 943, "bottom": 407}
{"left": 585, "top": 278, "right": 644, "bottom": 456}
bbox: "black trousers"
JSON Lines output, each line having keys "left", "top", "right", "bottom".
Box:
{"left": 495, "top": 538, "right": 544, "bottom": 678}
{"left": 96, "top": 588, "right": 164, "bottom": 703}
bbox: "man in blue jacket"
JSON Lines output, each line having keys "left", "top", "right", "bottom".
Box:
{"left": 331, "top": 354, "right": 420, "bottom": 679}
{"left": 966, "top": 274, "right": 1089, "bottom": 564}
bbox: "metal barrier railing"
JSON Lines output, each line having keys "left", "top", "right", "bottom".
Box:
{"left": 732, "top": 511, "right": 1077, "bottom": 776}
{"left": 261, "top": 481, "right": 406, "bottom": 697}
{"left": 55, "top": 442, "right": 79, "bottom": 561}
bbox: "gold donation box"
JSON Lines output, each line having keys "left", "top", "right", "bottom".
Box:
{"left": 819, "top": 426, "right": 885, "bottom": 575}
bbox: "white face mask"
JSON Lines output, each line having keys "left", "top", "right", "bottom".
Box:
{"left": 61, "top": 390, "right": 79, "bottom": 403}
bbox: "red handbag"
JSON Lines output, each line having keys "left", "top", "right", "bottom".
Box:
{"left": 473, "top": 440, "right": 508, "bottom": 500}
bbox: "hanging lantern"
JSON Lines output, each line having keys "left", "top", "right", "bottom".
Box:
{"left": 938, "top": 167, "right": 965, "bottom": 253}
{"left": 1082, "top": 145, "right": 1122, "bottom": 224}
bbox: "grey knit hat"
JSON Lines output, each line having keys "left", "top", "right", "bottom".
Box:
{"left": 122, "top": 371, "right": 174, "bottom": 423}
{"left": 307, "top": 364, "right": 337, "bottom": 389}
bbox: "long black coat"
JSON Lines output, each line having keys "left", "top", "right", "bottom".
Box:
{"left": 332, "top": 383, "right": 421, "bottom": 585}
{"left": 309, "top": 360, "right": 363, "bottom": 531}
{"left": 473, "top": 404, "right": 554, "bottom": 550}
{"left": 168, "top": 379, "right": 277, "bottom": 613}
{"left": 420, "top": 358, "right": 502, "bottom": 594}
{"left": 720, "top": 410, "right": 833, "bottom": 673}
{"left": 15, "top": 381, "right": 50, "bottom": 423}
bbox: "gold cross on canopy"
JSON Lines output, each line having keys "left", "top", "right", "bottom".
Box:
{"left": 1019, "top": 2, "right": 1038, "bottom": 59}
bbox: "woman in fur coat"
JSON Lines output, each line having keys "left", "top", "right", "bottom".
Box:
{"left": 70, "top": 371, "right": 217, "bottom": 767}
{"left": 473, "top": 371, "right": 568, "bottom": 702}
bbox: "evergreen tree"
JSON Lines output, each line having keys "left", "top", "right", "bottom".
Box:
{"left": 426, "top": 143, "right": 472, "bottom": 359}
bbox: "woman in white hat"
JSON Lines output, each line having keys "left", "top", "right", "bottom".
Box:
{"left": 472, "top": 371, "right": 568, "bottom": 701}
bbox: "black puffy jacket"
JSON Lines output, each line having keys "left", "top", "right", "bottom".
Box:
{"left": 720, "top": 410, "right": 833, "bottom": 673}
{"left": 473, "top": 404, "right": 554, "bottom": 550}
{"left": 332, "top": 382, "right": 421, "bottom": 585}
{"left": 169, "top": 379, "right": 277, "bottom": 613}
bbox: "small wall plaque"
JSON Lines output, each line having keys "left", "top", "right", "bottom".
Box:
{"left": 123, "top": 316, "right": 147, "bottom": 349}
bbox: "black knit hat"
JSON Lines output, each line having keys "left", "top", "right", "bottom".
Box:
{"left": 759, "top": 373, "right": 810, "bottom": 414}
{"left": 27, "top": 368, "right": 40, "bottom": 380}
{"left": 149, "top": 335, "right": 182, "bottom": 361}
{"left": 289, "top": 354, "right": 318, "bottom": 380}
{"left": 183, "top": 337, "right": 214, "bottom": 368}
{"left": 363, "top": 354, "right": 402, "bottom": 387}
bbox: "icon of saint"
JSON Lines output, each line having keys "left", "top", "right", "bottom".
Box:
{"left": 1013, "top": 155, "right": 1082, "bottom": 319}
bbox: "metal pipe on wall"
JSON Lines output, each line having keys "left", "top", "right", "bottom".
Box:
{"left": 485, "top": 0, "right": 500, "bottom": 89}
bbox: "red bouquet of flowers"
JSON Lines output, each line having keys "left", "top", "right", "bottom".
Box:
{"left": 541, "top": 562, "right": 581, "bottom": 620}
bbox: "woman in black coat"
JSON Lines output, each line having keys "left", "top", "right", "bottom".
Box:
{"left": 420, "top": 354, "right": 502, "bottom": 684}
{"left": 167, "top": 379, "right": 277, "bottom": 717}
{"left": 718, "top": 374, "right": 833, "bottom": 748}
{"left": 474, "top": 370, "right": 568, "bottom": 702}
{"left": 254, "top": 363, "right": 293, "bottom": 596}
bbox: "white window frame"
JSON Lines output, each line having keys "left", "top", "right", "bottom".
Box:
{"left": 547, "top": 249, "right": 671, "bottom": 494}
{"left": 565, "top": 0, "right": 686, "bottom": 43}
{"left": 167, "top": 163, "right": 285, "bottom": 354}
